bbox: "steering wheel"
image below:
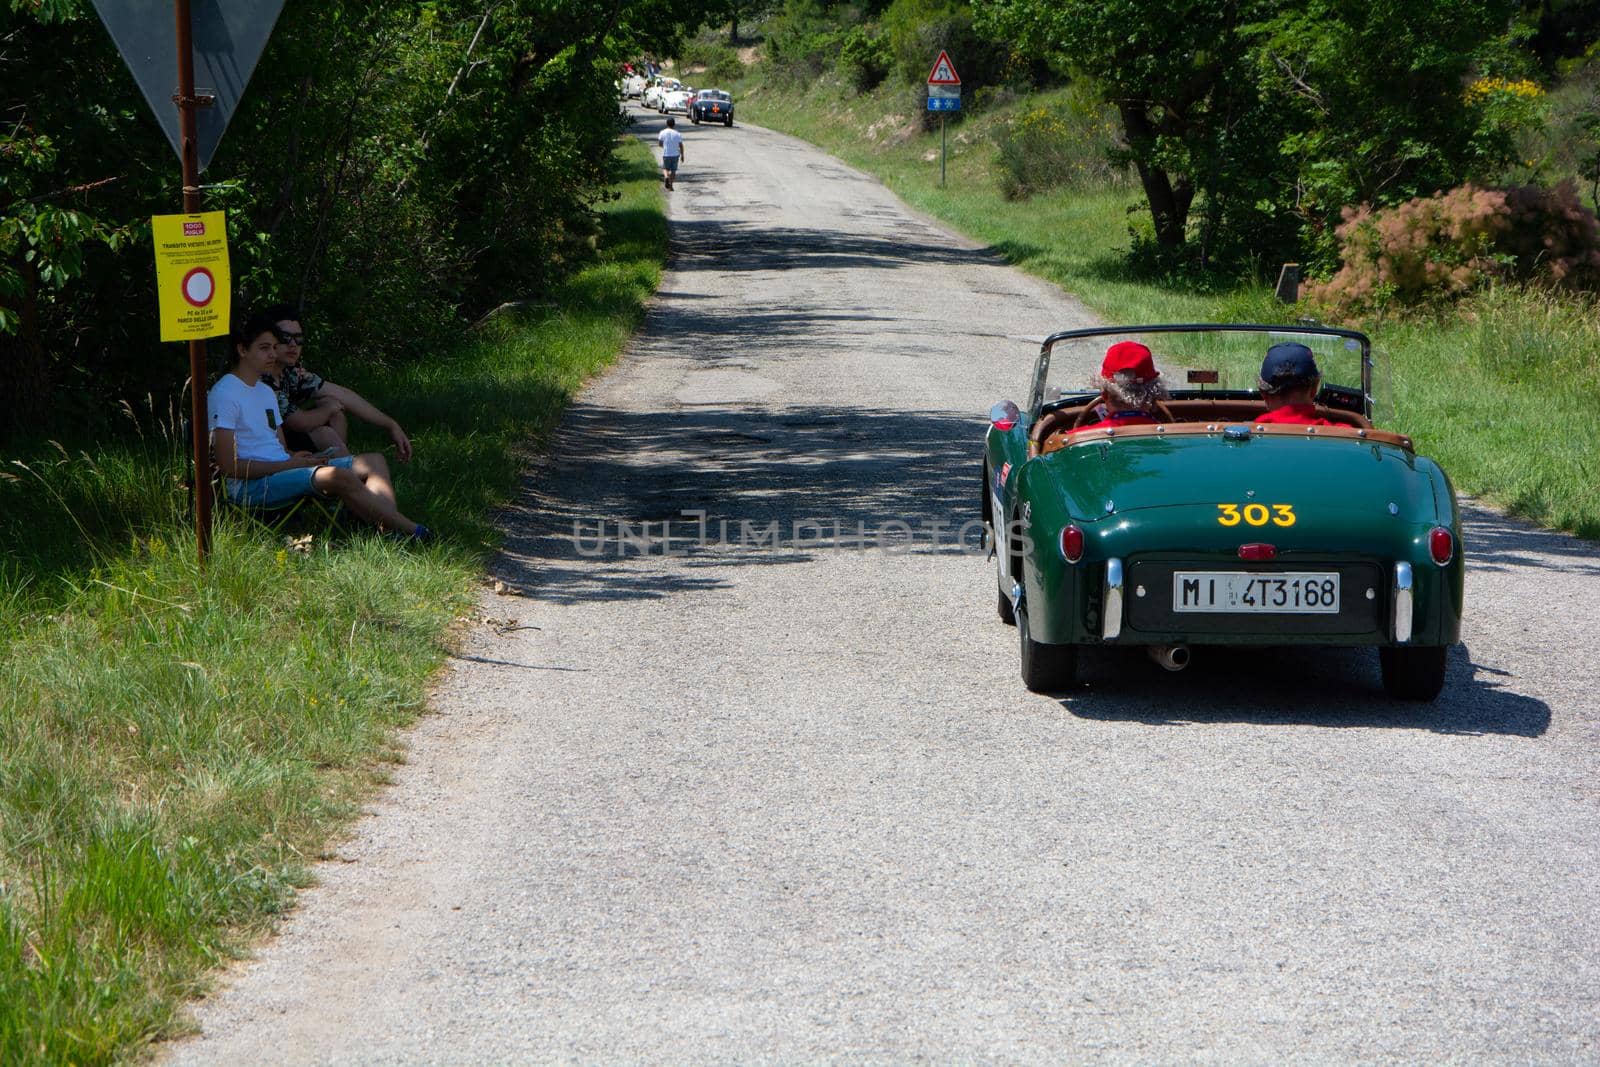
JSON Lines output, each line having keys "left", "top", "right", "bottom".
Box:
{"left": 1071, "top": 401, "right": 1104, "bottom": 428}
{"left": 1071, "top": 399, "right": 1176, "bottom": 428}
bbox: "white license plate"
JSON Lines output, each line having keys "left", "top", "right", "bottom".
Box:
{"left": 1172, "top": 571, "right": 1340, "bottom": 613}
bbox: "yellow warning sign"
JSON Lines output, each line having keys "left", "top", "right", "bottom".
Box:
{"left": 152, "top": 211, "right": 230, "bottom": 341}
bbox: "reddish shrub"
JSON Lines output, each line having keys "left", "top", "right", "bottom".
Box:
{"left": 1305, "top": 181, "right": 1600, "bottom": 315}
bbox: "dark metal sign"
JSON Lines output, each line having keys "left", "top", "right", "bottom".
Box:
{"left": 90, "top": 0, "right": 285, "bottom": 172}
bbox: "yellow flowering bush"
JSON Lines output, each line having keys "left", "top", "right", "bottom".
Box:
{"left": 994, "top": 90, "right": 1128, "bottom": 200}
{"left": 1465, "top": 77, "right": 1545, "bottom": 103}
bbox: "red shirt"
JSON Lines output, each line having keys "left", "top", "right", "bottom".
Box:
{"left": 1074, "top": 411, "right": 1158, "bottom": 433}
{"left": 1256, "top": 403, "right": 1338, "bottom": 427}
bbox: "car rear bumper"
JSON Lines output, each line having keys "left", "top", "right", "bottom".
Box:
{"left": 1028, "top": 553, "right": 1459, "bottom": 648}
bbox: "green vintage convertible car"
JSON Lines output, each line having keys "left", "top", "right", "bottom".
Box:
{"left": 983, "top": 324, "right": 1463, "bottom": 700}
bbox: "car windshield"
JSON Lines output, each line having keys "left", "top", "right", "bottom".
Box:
{"left": 1032, "top": 325, "right": 1383, "bottom": 423}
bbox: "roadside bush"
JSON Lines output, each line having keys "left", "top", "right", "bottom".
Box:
{"left": 1511, "top": 58, "right": 1600, "bottom": 207}
{"left": 1305, "top": 180, "right": 1600, "bottom": 314}
{"left": 994, "top": 91, "right": 1127, "bottom": 200}
{"left": 838, "top": 26, "right": 892, "bottom": 93}
{"left": 1466, "top": 75, "right": 1551, "bottom": 178}
{"left": 764, "top": 0, "right": 843, "bottom": 79}
{"left": 680, "top": 39, "right": 744, "bottom": 85}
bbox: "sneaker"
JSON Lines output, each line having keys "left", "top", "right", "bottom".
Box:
{"left": 412, "top": 523, "right": 433, "bottom": 542}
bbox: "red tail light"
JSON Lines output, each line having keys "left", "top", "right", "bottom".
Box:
{"left": 1060, "top": 525, "right": 1084, "bottom": 563}
{"left": 1428, "top": 526, "right": 1454, "bottom": 565}
{"left": 1237, "top": 543, "right": 1277, "bottom": 560}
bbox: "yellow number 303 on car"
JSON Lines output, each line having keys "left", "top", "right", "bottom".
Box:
{"left": 1217, "top": 503, "right": 1296, "bottom": 527}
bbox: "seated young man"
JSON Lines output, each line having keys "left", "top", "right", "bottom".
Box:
{"left": 209, "top": 312, "right": 431, "bottom": 540}
{"left": 259, "top": 304, "right": 413, "bottom": 462}
{"left": 1254, "top": 342, "right": 1339, "bottom": 426}
{"left": 1076, "top": 340, "right": 1167, "bottom": 432}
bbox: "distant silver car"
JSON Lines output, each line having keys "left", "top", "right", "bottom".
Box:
{"left": 690, "top": 89, "right": 735, "bottom": 127}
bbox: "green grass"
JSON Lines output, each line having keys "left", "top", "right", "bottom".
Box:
{"left": 740, "top": 74, "right": 1600, "bottom": 539}
{"left": 0, "top": 139, "right": 666, "bottom": 1064}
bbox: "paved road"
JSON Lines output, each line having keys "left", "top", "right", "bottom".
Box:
{"left": 171, "top": 106, "right": 1600, "bottom": 1063}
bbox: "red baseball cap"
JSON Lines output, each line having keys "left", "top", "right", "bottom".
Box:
{"left": 1101, "top": 340, "right": 1158, "bottom": 382}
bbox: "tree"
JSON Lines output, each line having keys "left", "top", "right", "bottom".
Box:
{"left": 1247, "top": 0, "right": 1521, "bottom": 249}
{"left": 974, "top": 0, "right": 1519, "bottom": 263}
{"left": 974, "top": 0, "right": 1278, "bottom": 250}
{"left": 0, "top": 0, "right": 699, "bottom": 435}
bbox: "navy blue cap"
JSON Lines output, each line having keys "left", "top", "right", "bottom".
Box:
{"left": 1259, "top": 342, "right": 1320, "bottom": 390}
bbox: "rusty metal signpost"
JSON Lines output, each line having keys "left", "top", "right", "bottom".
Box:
{"left": 90, "top": 0, "right": 285, "bottom": 562}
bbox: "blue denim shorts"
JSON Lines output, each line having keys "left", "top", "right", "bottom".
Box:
{"left": 226, "top": 455, "right": 354, "bottom": 508}
{"left": 664, "top": 155, "right": 680, "bottom": 173}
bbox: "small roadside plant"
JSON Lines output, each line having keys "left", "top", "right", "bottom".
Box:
{"left": 838, "top": 25, "right": 891, "bottom": 93}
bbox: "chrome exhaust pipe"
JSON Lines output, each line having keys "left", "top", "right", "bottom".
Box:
{"left": 1147, "top": 643, "right": 1191, "bottom": 672}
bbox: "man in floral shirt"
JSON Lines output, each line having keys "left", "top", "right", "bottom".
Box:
{"left": 260, "top": 304, "right": 414, "bottom": 462}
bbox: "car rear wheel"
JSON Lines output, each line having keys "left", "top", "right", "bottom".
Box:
{"left": 1019, "top": 601, "right": 1076, "bottom": 692}
{"left": 725, "top": 116, "right": 734, "bottom": 127}
{"left": 1379, "top": 645, "right": 1448, "bottom": 701}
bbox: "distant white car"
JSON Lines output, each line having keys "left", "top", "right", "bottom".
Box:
{"left": 622, "top": 73, "right": 646, "bottom": 98}
{"left": 661, "top": 86, "right": 695, "bottom": 114}
{"left": 643, "top": 78, "right": 680, "bottom": 110}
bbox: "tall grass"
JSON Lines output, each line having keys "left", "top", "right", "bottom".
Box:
{"left": 0, "top": 139, "right": 666, "bottom": 1064}
{"left": 740, "top": 77, "right": 1600, "bottom": 539}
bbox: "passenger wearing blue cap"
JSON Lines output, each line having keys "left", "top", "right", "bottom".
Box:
{"left": 1255, "top": 342, "right": 1338, "bottom": 426}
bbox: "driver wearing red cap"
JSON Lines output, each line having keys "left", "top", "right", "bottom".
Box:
{"left": 1075, "top": 340, "right": 1168, "bottom": 433}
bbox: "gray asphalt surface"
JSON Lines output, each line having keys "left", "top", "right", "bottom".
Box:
{"left": 170, "top": 105, "right": 1600, "bottom": 1063}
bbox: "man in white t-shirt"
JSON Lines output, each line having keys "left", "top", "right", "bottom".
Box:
{"left": 657, "top": 117, "right": 684, "bottom": 190}
{"left": 209, "top": 312, "right": 431, "bottom": 540}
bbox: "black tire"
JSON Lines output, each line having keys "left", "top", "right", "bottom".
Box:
{"left": 691, "top": 114, "right": 700, "bottom": 125}
{"left": 1019, "top": 601, "right": 1077, "bottom": 693}
{"left": 1379, "top": 645, "right": 1448, "bottom": 701}
{"left": 725, "top": 116, "right": 734, "bottom": 127}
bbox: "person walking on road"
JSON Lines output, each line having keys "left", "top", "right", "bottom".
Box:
{"left": 657, "top": 117, "right": 684, "bottom": 191}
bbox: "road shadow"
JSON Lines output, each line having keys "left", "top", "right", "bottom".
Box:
{"left": 665, "top": 217, "right": 997, "bottom": 274}
{"left": 491, "top": 401, "right": 989, "bottom": 605}
{"left": 1460, "top": 502, "right": 1600, "bottom": 577}
{"left": 1055, "top": 641, "right": 1550, "bottom": 737}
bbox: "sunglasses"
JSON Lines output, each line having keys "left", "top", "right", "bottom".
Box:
{"left": 276, "top": 332, "right": 305, "bottom": 345}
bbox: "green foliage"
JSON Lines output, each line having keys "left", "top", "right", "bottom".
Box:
{"left": 838, "top": 25, "right": 893, "bottom": 92}
{"left": 882, "top": 0, "right": 1005, "bottom": 85}
{"left": 0, "top": 0, "right": 696, "bottom": 436}
{"left": 680, "top": 39, "right": 746, "bottom": 85}
{"left": 975, "top": 0, "right": 1282, "bottom": 257}
{"left": 763, "top": 0, "right": 844, "bottom": 77}
{"left": 1509, "top": 58, "right": 1600, "bottom": 204}
{"left": 973, "top": 0, "right": 1525, "bottom": 274}
{"left": 1249, "top": 0, "right": 1527, "bottom": 266}
{"left": 993, "top": 90, "right": 1129, "bottom": 200}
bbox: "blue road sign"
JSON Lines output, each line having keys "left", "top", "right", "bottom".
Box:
{"left": 927, "top": 97, "right": 961, "bottom": 111}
